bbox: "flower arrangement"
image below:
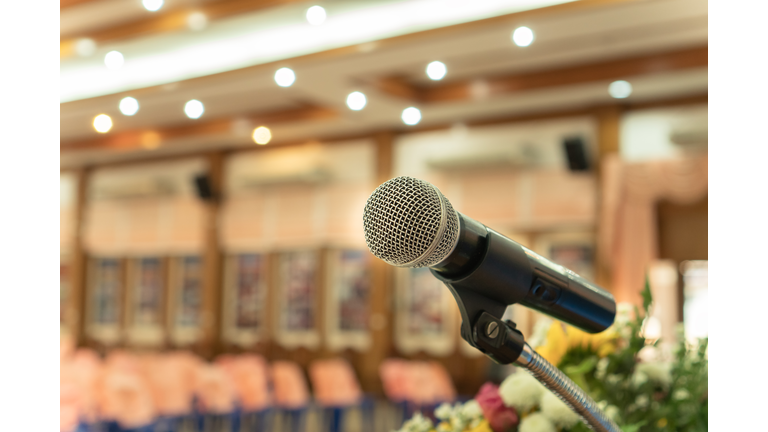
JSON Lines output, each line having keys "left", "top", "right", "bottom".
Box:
{"left": 395, "top": 281, "right": 708, "bottom": 432}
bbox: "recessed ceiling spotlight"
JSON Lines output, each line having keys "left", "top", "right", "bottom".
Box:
{"left": 401, "top": 107, "right": 421, "bottom": 126}
{"left": 252, "top": 126, "right": 272, "bottom": 145}
{"left": 512, "top": 26, "right": 534, "bottom": 47}
{"left": 93, "top": 114, "right": 112, "bottom": 133}
{"left": 306, "top": 5, "right": 326, "bottom": 25}
{"left": 274, "top": 67, "right": 296, "bottom": 87}
{"left": 184, "top": 99, "right": 204, "bottom": 119}
{"left": 104, "top": 51, "right": 124, "bottom": 70}
{"left": 142, "top": 0, "right": 164, "bottom": 12}
{"left": 187, "top": 12, "right": 208, "bottom": 31}
{"left": 346, "top": 91, "right": 367, "bottom": 111}
{"left": 119, "top": 97, "right": 139, "bottom": 116}
{"left": 608, "top": 80, "right": 633, "bottom": 99}
{"left": 426, "top": 61, "right": 447, "bottom": 81}
{"left": 74, "top": 38, "right": 96, "bottom": 57}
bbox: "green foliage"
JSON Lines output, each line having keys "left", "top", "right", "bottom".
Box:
{"left": 559, "top": 277, "right": 708, "bottom": 432}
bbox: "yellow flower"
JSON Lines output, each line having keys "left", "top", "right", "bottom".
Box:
{"left": 468, "top": 420, "right": 493, "bottom": 432}
{"left": 657, "top": 418, "right": 668, "bottom": 428}
{"left": 535, "top": 322, "right": 618, "bottom": 366}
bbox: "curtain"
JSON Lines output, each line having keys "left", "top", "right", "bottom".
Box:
{"left": 599, "top": 153, "right": 708, "bottom": 304}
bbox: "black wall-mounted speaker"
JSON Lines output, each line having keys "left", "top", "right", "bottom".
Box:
{"left": 563, "top": 136, "right": 590, "bottom": 172}
{"left": 193, "top": 173, "right": 215, "bottom": 201}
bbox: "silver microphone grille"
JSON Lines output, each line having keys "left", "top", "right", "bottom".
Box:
{"left": 363, "top": 176, "right": 459, "bottom": 268}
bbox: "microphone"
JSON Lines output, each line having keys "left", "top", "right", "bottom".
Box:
{"left": 363, "top": 176, "right": 615, "bottom": 335}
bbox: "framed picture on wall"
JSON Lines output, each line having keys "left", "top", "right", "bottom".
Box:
{"left": 222, "top": 253, "right": 268, "bottom": 347}
{"left": 394, "top": 267, "right": 456, "bottom": 356}
{"left": 325, "top": 249, "right": 372, "bottom": 352}
{"left": 275, "top": 250, "right": 320, "bottom": 349}
{"left": 169, "top": 255, "right": 203, "bottom": 346}
{"left": 86, "top": 257, "right": 123, "bottom": 346}
{"left": 126, "top": 257, "right": 165, "bottom": 347}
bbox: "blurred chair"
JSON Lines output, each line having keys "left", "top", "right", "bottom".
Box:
{"left": 217, "top": 354, "right": 274, "bottom": 432}
{"left": 61, "top": 348, "right": 103, "bottom": 432}
{"left": 380, "top": 359, "right": 457, "bottom": 423}
{"left": 144, "top": 351, "right": 198, "bottom": 432}
{"left": 309, "top": 358, "right": 368, "bottom": 432}
{"left": 99, "top": 369, "right": 157, "bottom": 432}
{"left": 194, "top": 363, "right": 239, "bottom": 432}
{"left": 271, "top": 361, "right": 310, "bottom": 432}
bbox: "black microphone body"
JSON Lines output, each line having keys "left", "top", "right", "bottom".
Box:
{"left": 431, "top": 213, "right": 615, "bottom": 334}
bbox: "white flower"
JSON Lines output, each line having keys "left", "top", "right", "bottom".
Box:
{"left": 595, "top": 357, "right": 609, "bottom": 380}
{"left": 499, "top": 371, "right": 546, "bottom": 411}
{"left": 540, "top": 391, "right": 579, "bottom": 428}
{"left": 606, "top": 374, "right": 621, "bottom": 385}
{"left": 519, "top": 412, "right": 556, "bottom": 432}
{"left": 672, "top": 389, "right": 690, "bottom": 401}
{"left": 461, "top": 400, "right": 483, "bottom": 419}
{"left": 631, "top": 370, "right": 648, "bottom": 388}
{"left": 636, "top": 362, "right": 672, "bottom": 388}
{"left": 614, "top": 303, "right": 635, "bottom": 327}
{"left": 604, "top": 405, "right": 620, "bottom": 422}
{"left": 397, "top": 413, "right": 433, "bottom": 432}
{"left": 635, "top": 394, "right": 649, "bottom": 409}
{"left": 435, "top": 402, "right": 454, "bottom": 421}
{"left": 449, "top": 414, "right": 467, "bottom": 431}
{"left": 637, "top": 346, "right": 660, "bottom": 363}
{"left": 528, "top": 316, "right": 554, "bottom": 348}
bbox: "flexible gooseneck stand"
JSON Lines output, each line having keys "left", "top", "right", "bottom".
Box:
{"left": 441, "top": 286, "right": 621, "bottom": 432}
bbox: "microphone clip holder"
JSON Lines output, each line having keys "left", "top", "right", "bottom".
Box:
{"left": 436, "top": 280, "right": 526, "bottom": 364}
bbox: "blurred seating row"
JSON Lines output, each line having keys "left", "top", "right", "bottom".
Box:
{"left": 60, "top": 339, "right": 457, "bottom": 432}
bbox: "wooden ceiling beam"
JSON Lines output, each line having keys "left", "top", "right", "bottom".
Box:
{"left": 61, "top": 0, "right": 308, "bottom": 57}
{"left": 61, "top": 0, "right": 102, "bottom": 9}
{"left": 60, "top": 103, "right": 337, "bottom": 152}
{"left": 374, "top": 45, "right": 708, "bottom": 104}
{"left": 60, "top": 0, "right": 641, "bottom": 59}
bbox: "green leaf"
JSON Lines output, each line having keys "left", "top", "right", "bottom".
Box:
{"left": 620, "top": 420, "right": 647, "bottom": 432}
{"left": 641, "top": 276, "right": 653, "bottom": 315}
{"left": 564, "top": 356, "right": 599, "bottom": 376}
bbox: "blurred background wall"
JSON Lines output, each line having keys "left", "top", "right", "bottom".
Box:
{"left": 60, "top": 0, "right": 707, "bottom": 403}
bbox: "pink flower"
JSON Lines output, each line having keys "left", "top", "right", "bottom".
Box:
{"left": 475, "top": 383, "right": 519, "bottom": 432}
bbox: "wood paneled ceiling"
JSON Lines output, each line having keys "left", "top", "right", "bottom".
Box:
{"left": 60, "top": 0, "right": 708, "bottom": 168}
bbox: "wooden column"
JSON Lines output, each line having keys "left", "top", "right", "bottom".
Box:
{"left": 594, "top": 106, "right": 622, "bottom": 291}
{"left": 358, "top": 131, "right": 396, "bottom": 394}
{"left": 68, "top": 168, "right": 90, "bottom": 347}
{"left": 199, "top": 152, "right": 224, "bottom": 359}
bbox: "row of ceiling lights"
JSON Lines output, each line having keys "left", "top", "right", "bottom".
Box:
{"left": 85, "top": 3, "right": 633, "bottom": 144}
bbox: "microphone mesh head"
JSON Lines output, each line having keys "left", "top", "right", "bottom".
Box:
{"left": 363, "top": 176, "right": 459, "bottom": 267}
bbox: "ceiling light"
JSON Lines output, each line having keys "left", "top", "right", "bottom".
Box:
{"left": 187, "top": 12, "right": 208, "bottom": 31}
{"left": 274, "top": 67, "right": 296, "bottom": 87}
{"left": 426, "top": 61, "right": 447, "bottom": 81}
{"left": 608, "top": 80, "right": 633, "bottom": 99}
{"left": 142, "top": 0, "right": 164, "bottom": 12}
{"left": 306, "top": 6, "right": 326, "bottom": 25}
{"left": 512, "top": 26, "right": 534, "bottom": 47}
{"left": 346, "top": 91, "right": 367, "bottom": 111}
{"left": 104, "top": 51, "right": 124, "bottom": 70}
{"left": 74, "top": 38, "right": 96, "bottom": 57}
{"left": 119, "top": 97, "right": 139, "bottom": 116}
{"left": 184, "top": 99, "right": 204, "bottom": 119}
{"left": 252, "top": 126, "right": 272, "bottom": 145}
{"left": 401, "top": 107, "right": 421, "bottom": 126}
{"left": 93, "top": 114, "right": 112, "bottom": 133}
